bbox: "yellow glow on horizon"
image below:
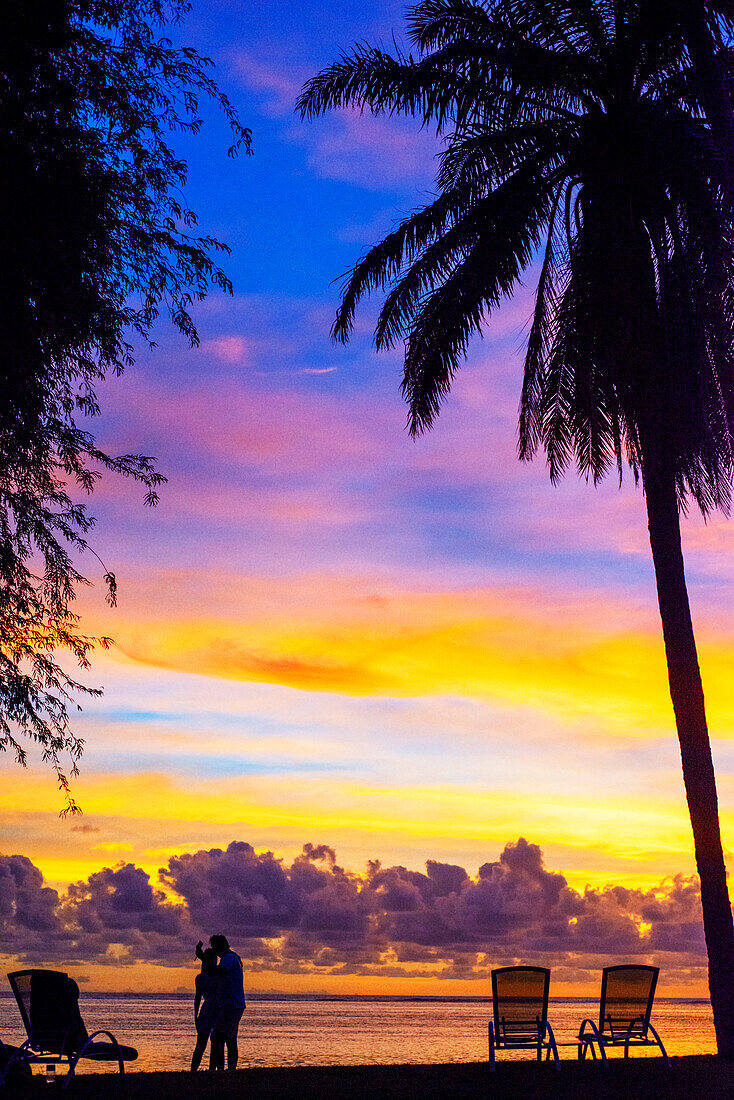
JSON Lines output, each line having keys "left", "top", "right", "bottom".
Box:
{"left": 6, "top": 767, "right": 726, "bottom": 892}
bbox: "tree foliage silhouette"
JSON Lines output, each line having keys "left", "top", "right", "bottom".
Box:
{"left": 300, "top": 0, "right": 734, "bottom": 1057}
{"left": 0, "top": 0, "right": 250, "bottom": 809}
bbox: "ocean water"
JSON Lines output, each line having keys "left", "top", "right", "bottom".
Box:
{"left": 0, "top": 994, "right": 715, "bottom": 1074}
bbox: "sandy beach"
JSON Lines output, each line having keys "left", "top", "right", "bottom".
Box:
{"left": 10, "top": 1057, "right": 734, "bottom": 1099}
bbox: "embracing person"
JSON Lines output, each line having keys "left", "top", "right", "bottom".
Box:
{"left": 190, "top": 947, "right": 222, "bottom": 1071}
{"left": 194, "top": 934, "right": 246, "bottom": 1070}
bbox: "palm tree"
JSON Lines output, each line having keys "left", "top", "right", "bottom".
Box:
{"left": 671, "top": 3, "right": 734, "bottom": 187}
{"left": 299, "top": 0, "right": 734, "bottom": 1056}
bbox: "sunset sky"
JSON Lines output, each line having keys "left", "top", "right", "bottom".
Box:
{"left": 2, "top": 0, "right": 733, "bottom": 997}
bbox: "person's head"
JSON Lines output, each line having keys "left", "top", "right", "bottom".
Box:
{"left": 209, "top": 934, "right": 229, "bottom": 957}
{"left": 200, "top": 947, "right": 217, "bottom": 976}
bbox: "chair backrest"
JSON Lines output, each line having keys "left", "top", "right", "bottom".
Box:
{"left": 8, "top": 970, "right": 88, "bottom": 1055}
{"left": 491, "top": 966, "right": 550, "bottom": 1044}
{"left": 598, "top": 965, "right": 659, "bottom": 1038}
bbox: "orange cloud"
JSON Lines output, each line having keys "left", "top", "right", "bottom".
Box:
{"left": 94, "top": 575, "right": 733, "bottom": 739}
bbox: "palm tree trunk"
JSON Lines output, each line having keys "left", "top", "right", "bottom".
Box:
{"left": 644, "top": 458, "right": 734, "bottom": 1059}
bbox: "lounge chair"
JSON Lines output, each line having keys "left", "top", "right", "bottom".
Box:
{"left": 488, "top": 965, "right": 560, "bottom": 1070}
{"left": 577, "top": 964, "right": 669, "bottom": 1065}
{"left": 0, "top": 969, "right": 137, "bottom": 1088}
{"left": 0, "top": 1038, "right": 31, "bottom": 1086}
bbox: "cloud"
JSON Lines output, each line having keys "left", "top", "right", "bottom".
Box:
{"left": 161, "top": 841, "right": 300, "bottom": 939}
{"left": 89, "top": 289, "right": 733, "bottom": 610}
{"left": 296, "top": 109, "right": 439, "bottom": 191}
{"left": 96, "top": 574, "right": 734, "bottom": 739}
{"left": 0, "top": 855, "right": 61, "bottom": 935}
{"left": 202, "top": 336, "right": 254, "bottom": 366}
{"left": 0, "top": 854, "right": 71, "bottom": 965}
{"left": 231, "top": 53, "right": 438, "bottom": 191}
{"left": 59, "top": 864, "right": 187, "bottom": 966}
{"left": 0, "top": 839, "right": 711, "bottom": 982}
{"left": 230, "top": 54, "right": 302, "bottom": 118}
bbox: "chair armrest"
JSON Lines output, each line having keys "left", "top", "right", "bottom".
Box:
{"left": 65, "top": 1030, "right": 124, "bottom": 1089}
{"left": 577, "top": 1018, "right": 607, "bottom": 1063}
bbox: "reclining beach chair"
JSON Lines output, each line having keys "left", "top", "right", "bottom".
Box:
{"left": 577, "top": 964, "right": 669, "bottom": 1065}
{"left": 0, "top": 969, "right": 137, "bottom": 1088}
{"left": 0, "top": 1038, "right": 31, "bottom": 1086}
{"left": 488, "top": 965, "right": 559, "bottom": 1070}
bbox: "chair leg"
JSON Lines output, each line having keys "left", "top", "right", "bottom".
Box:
{"left": 488, "top": 1021, "right": 495, "bottom": 1072}
{"left": 647, "top": 1024, "right": 671, "bottom": 1068}
{"left": 545, "top": 1023, "right": 561, "bottom": 1071}
{"left": 578, "top": 1019, "right": 605, "bottom": 1065}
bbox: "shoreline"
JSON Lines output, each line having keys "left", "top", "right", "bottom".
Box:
{"left": 0, "top": 990, "right": 713, "bottom": 1002}
{"left": 16, "top": 1056, "right": 734, "bottom": 1099}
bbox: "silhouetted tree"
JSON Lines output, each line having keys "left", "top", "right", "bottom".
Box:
{"left": 299, "top": 0, "right": 734, "bottom": 1056}
{"left": 0, "top": 0, "right": 249, "bottom": 808}
{"left": 681, "top": 4, "right": 734, "bottom": 179}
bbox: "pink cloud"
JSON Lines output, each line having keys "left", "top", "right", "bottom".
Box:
{"left": 231, "top": 52, "right": 439, "bottom": 191}
{"left": 92, "top": 339, "right": 726, "bottom": 578}
{"left": 85, "top": 278, "right": 733, "bottom": 614}
{"left": 103, "top": 369, "right": 402, "bottom": 477}
{"left": 295, "top": 108, "right": 439, "bottom": 190}
{"left": 202, "top": 335, "right": 254, "bottom": 365}
{"left": 230, "top": 53, "right": 303, "bottom": 117}
{"left": 163, "top": 480, "right": 374, "bottom": 529}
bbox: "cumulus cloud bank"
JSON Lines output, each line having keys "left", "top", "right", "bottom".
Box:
{"left": 0, "top": 840, "right": 708, "bottom": 983}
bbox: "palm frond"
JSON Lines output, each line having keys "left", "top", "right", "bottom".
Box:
{"left": 297, "top": 45, "right": 470, "bottom": 130}
{"left": 376, "top": 155, "right": 562, "bottom": 351}
{"left": 406, "top": 0, "right": 499, "bottom": 51}
{"left": 519, "top": 182, "right": 566, "bottom": 461}
{"left": 403, "top": 166, "right": 555, "bottom": 434}
{"left": 436, "top": 117, "right": 573, "bottom": 196}
{"left": 300, "top": 0, "right": 734, "bottom": 514}
{"left": 332, "top": 185, "right": 490, "bottom": 342}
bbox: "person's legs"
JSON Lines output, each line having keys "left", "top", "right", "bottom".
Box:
{"left": 221, "top": 1007, "right": 243, "bottom": 1069}
{"left": 190, "top": 1033, "right": 209, "bottom": 1072}
{"left": 209, "top": 1030, "right": 225, "bottom": 1071}
{"left": 225, "top": 1035, "right": 238, "bottom": 1069}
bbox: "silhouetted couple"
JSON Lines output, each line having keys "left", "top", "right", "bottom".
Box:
{"left": 191, "top": 935, "right": 246, "bottom": 1071}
